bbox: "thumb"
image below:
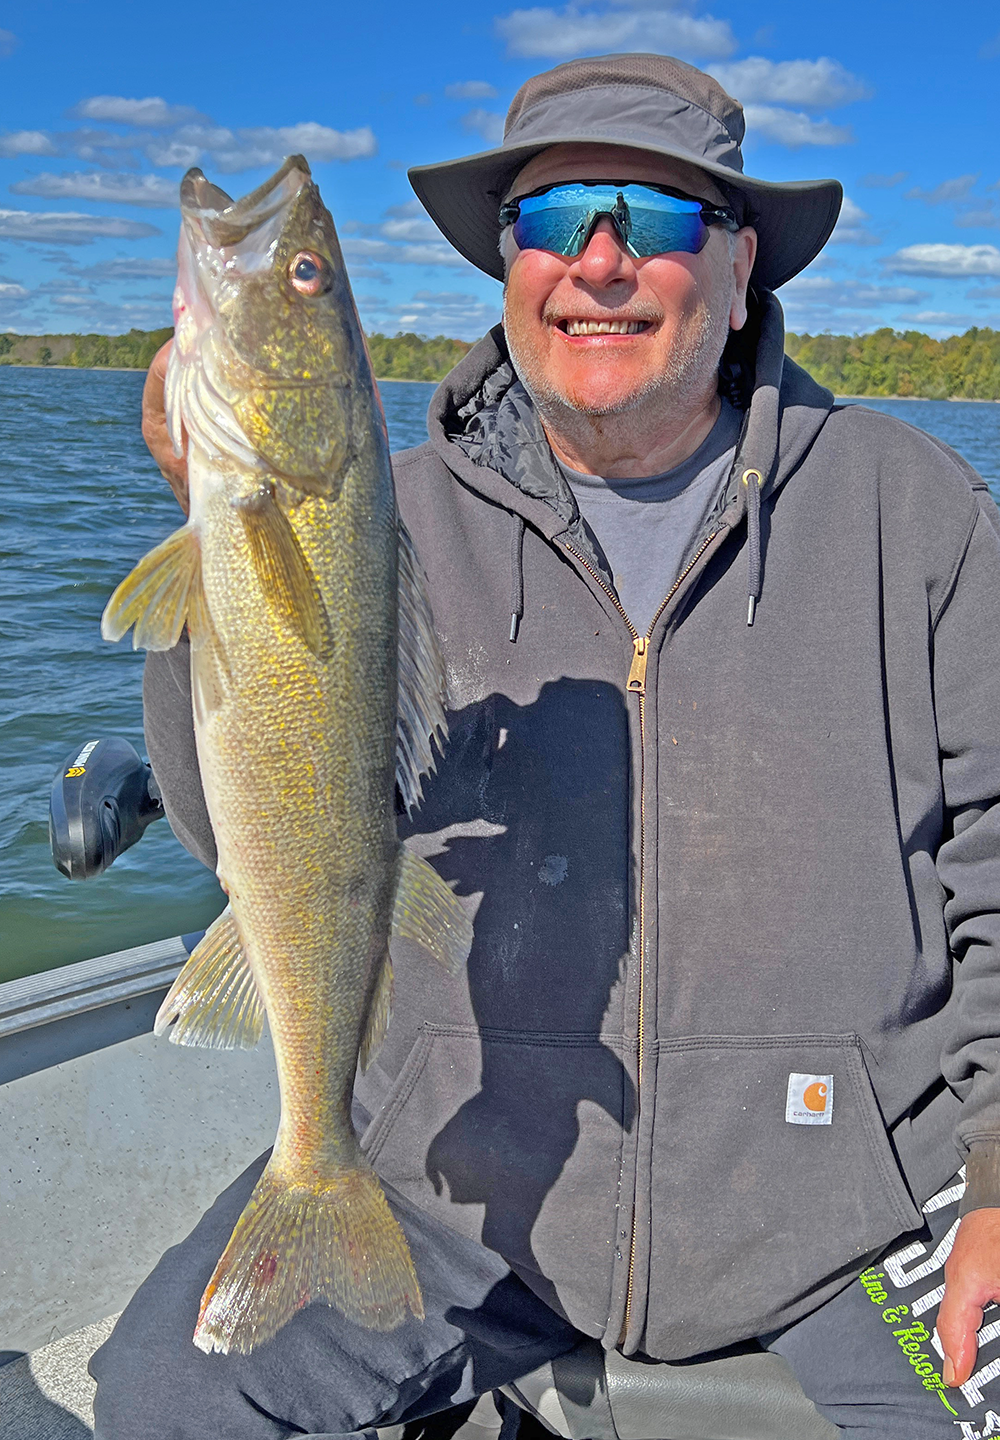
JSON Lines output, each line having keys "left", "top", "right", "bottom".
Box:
{"left": 937, "top": 1281, "right": 982, "bottom": 1387}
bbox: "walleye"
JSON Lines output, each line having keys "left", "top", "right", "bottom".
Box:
{"left": 102, "top": 157, "right": 472, "bottom": 1355}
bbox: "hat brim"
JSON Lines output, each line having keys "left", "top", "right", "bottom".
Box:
{"left": 409, "top": 138, "right": 843, "bottom": 292}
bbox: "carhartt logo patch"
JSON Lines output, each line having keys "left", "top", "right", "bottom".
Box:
{"left": 786, "top": 1073, "right": 833, "bottom": 1125}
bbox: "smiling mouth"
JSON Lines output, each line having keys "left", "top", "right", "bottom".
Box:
{"left": 558, "top": 319, "right": 651, "bottom": 336}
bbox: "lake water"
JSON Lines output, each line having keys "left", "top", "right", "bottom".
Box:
{"left": 1, "top": 373, "right": 999, "bottom": 984}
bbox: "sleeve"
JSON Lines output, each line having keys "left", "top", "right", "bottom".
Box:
{"left": 933, "top": 507, "right": 1000, "bottom": 1211}
{"left": 143, "top": 636, "right": 218, "bottom": 871}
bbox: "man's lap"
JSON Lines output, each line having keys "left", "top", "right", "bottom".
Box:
{"left": 92, "top": 1157, "right": 990, "bottom": 1440}
{"left": 89, "top": 1150, "right": 582, "bottom": 1440}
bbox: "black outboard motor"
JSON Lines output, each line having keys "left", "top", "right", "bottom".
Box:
{"left": 49, "top": 736, "right": 165, "bottom": 880}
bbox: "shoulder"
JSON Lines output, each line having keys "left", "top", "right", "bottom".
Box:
{"left": 818, "top": 403, "right": 989, "bottom": 519}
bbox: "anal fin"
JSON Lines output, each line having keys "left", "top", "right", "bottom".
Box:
{"left": 101, "top": 523, "right": 209, "bottom": 651}
{"left": 154, "top": 905, "right": 264, "bottom": 1049}
{"left": 390, "top": 847, "right": 473, "bottom": 975}
{"left": 359, "top": 953, "right": 393, "bottom": 1072}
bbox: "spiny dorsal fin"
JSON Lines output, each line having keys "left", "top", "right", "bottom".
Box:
{"left": 235, "top": 487, "right": 333, "bottom": 660}
{"left": 101, "top": 524, "right": 209, "bottom": 651}
{"left": 397, "top": 521, "right": 448, "bottom": 814}
{"left": 154, "top": 905, "right": 264, "bottom": 1049}
{"left": 390, "top": 847, "right": 473, "bottom": 976}
{"left": 359, "top": 953, "right": 393, "bottom": 1072}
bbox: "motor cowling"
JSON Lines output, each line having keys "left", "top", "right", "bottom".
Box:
{"left": 49, "top": 736, "right": 165, "bottom": 881}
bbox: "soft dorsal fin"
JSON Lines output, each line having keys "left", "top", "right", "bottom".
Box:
{"left": 154, "top": 905, "right": 264, "bottom": 1049}
{"left": 397, "top": 522, "right": 448, "bottom": 813}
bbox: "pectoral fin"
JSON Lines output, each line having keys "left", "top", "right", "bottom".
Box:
{"left": 154, "top": 905, "right": 264, "bottom": 1049}
{"left": 236, "top": 487, "right": 333, "bottom": 659}
{"left": 101, "top": 524, "right": 210, "bottom": 651}
{"left": 396, "top": 522, "right": 448, "bottom": 814}
{"left": 390, "top": 847, "right": 472, "bottom": 976}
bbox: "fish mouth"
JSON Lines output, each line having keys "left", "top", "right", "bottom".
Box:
{"left": 180, "top": 155, "right": 312, "bottom": 250}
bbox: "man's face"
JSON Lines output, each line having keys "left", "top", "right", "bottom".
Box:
{"left": 502, "top": 142, "right": 757, "bottom": 422}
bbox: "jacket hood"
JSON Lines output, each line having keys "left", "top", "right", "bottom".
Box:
{"left": 425, "top": 290, "right": 836, "bottom": 630}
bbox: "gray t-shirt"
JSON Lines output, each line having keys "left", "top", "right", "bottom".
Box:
{"left": 559, "top": 399, "right": 743, "bottom": 634}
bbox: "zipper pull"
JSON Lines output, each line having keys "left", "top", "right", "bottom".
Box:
{"left": 627, "top": 636, "right": 647, "bottom": 695}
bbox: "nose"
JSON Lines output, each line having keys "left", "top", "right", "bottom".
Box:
{"left": 570, "top": 216, "right": 635, "bottom": 286}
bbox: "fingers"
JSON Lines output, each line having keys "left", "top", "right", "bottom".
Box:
{"left": 142, "top": 339, "right": 189, "bottom": 516}
{"left": 936, "top": 1281, "right": 982, "bottom": 1386}
{"left": 937, "top": 1209, "right": 1000, "bottom": 1387}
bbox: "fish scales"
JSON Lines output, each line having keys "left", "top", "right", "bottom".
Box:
{"left": 102, "top": 156, "right": 472, "bottom": 1355}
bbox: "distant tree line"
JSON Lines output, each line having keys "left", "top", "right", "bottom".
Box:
{"left": 3, "top": 324, "right": 999, "bottom": 398}
{"left": 0, "top": 328, "right": 475, "bottom": 382}
{"left": 785, "top": 327, "right": 1000, "bottom": 401}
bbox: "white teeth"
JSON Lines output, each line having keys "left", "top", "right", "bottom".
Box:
{"left": 563, "top": 319, "right": 646, "bottom": 336}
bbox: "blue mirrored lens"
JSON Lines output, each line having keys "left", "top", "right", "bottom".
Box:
{"left": 511, "top": 183, "right": 710, "bottom": 258}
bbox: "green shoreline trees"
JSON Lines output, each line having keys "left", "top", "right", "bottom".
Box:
{"left": 2, "top": 325, "right": 1000, "bottom": 397}
{"left": 785, "top": 327, "right": 1000, "bottom": 401}
{"left": 0, "top": 328, "right": 474, "bottom": 381}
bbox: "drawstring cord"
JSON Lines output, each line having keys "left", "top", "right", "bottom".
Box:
{"left": 742, "top": 468, "right": 763, "bottom": 626}
{"left": 509, "top": 513, "right": 525, "bottom": 642}
{"left": 508, "top": 472, "right": 764, "bottom": 639}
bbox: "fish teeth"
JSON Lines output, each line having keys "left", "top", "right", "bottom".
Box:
{"left": 563, "top": 319, "right": 646, "bottom": 336}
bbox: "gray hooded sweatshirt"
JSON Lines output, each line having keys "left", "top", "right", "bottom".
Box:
{"left": 143, "top": 291, "right": 1000, "bottom": 1362}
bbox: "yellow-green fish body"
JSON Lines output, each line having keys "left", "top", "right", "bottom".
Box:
{"left": 102, "top": 158, "right": 471, "bottom": 1354}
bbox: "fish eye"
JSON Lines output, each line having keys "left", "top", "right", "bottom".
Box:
{"left": 288, "top": 251, "right": 328, "bottom": 296}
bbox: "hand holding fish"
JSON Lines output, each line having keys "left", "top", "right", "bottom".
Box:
{"left": 141, "top": 338, "right": 189, "bottom": 514}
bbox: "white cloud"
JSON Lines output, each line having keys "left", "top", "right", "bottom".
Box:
{"left": 0, "top": 130, "right": 59, "bottom": 158}
{"left": 859, "top": 171, "right": 907, "bottom": 189}
{"left": 359, "top": 289, "right": 499, "bottom": 340}
{"left": 495, "top": 4, "right": 736, "bottom": 60}
{"left": 883, "top": 243, "right": 1000, "bottom": 278}
{"left": 379, "top": 217, "right": 442, "bottom": 241}
{"left": 342, "top": 236, "right": 472, "bottom": 269}
{"left": 709, "top": 56, "right": 870, "bottom": 108}
{"left": 209, "top": 123, "right": 377, "bottom": 172}
{"left": 74, "top": 256, "right": 176, "bottom": 282}
{"left": 0, "top": 210, "right": 160, "bottom": 244}
{"left": 910, "top": 310, "right": 989, "bottom": 327}
{"left": 461, "top": 109, "right": 506, "bottom": 145}
{"left": 828, "top": 196, "right": 878, "bottom": 246}
{"left": 144, "top": 139, "right": 204, "bottom": 168}
{"left": 906, "top": 174, "right": 979, "bottom": 205}
{"left": 0, "top": 29, "right": 17, "bottom": 58}
{"left": 10, "top": 172, "right": 178, "bottom": 208}
{"left": 0, "top": 281, "right": 29, "bottom": 299}
{"left": 743, "top": 104, "right": 852, "bottom": 147}
{"left": 70, "top": 96, "right": 206, "bottom": 127}
{"left": 782, "top": 275, "right": 929, "bottom": 309}
{"left": 955, "top": 202, "right": 1000, "bottom": 230}
{"left": 445, "top": 81, "right": 499, "bottom": 100}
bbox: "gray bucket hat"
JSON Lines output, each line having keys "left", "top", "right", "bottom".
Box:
{"left": 408, "top": 53, "right": 843, "bottom": 291}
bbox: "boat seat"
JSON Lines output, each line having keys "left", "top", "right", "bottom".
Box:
{"left": 499, "top": 1336, "right": 839, "bottom": 1440}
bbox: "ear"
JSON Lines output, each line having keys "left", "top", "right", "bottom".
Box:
{"left": 729, "top": 227, "right": 758, "bottom": 332}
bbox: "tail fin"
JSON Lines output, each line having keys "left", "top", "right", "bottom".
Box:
{"left": 193, "top": 1163, "right": 423, "bottom": 1354}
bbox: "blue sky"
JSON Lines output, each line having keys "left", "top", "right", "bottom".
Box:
{"left": 1, "top": 0, "right": 999, "bottom": 340}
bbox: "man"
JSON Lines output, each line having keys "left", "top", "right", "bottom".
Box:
{"left": 92, "top": 52, "right": 1000, "bottom": 1440}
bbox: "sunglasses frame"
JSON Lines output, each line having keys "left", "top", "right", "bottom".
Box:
{"left": 498, "top": 179, "right": 740, "bottom": 260}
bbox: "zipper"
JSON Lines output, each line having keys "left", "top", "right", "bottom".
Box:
{"left": 566, "top": 530, "right": 718, "bottom": 1344}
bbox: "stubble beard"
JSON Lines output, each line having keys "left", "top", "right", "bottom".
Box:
{"left": 503, "top": 286, "right": 733, "bottom": 460}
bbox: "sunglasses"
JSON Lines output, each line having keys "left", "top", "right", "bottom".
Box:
{"left": 498, "top": 180, "right": 740, "bottom": 260}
